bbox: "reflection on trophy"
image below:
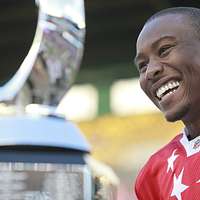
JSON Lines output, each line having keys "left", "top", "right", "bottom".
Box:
{"left": 23, "top": 0, "right": 85, "bottom": 107}
{"left": 0, "top": 0, "right": 118, "bottom": 199}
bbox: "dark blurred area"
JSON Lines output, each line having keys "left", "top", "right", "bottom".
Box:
{"left": 0, "top": 0, "right": 37, "bottom": 85}
{"left": 80, "top": 0, "right": 200, "bottom": 83}
{"left": 0, "top": 0, "right": 199, "bottom": 83}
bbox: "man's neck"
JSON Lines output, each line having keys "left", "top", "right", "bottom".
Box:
{"left": 184, "top": 120, "right": 200, "bottom": 140}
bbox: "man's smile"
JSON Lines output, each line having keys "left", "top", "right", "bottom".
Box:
{"left": 156, "top": 80, "right": 180, "bottom": 100}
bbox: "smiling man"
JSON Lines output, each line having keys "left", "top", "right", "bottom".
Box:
{"left": 134, "top": 7, "right": 200, "bottom": 200}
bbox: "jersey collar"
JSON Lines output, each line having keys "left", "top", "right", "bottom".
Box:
{"left": 180, "top": 128, "right": 200, "bottom": 157}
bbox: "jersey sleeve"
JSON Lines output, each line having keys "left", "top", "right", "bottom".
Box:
{"left": 134, "top": 156, "right": 161, "bottom": 200}
{"left": 134, "top": 134, "right": 182, "bottom": 200}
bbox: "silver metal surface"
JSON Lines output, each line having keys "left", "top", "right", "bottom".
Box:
{"left": 0, "top": 116, "right": 90, "bottom": 152}
{"left": 0, "top": 162, "right": 91, "bottom": 200}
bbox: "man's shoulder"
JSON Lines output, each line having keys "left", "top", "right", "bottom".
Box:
{"left": 135, "top": 133, "right": 183, "bottom": 192}
{"left": 152, "top": 133, "right": 183, "bottom": 160}
{"left": 137, "top": 132, "right": 183, "bottom": 178}
{"left": 134, "top": 133, "right": 183, "bottom": 198}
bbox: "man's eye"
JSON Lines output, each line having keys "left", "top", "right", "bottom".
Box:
{"left": 138, "top": 62, "right": 147, "bottom": 73}
{"left": 158, "top": 45, "right": 172, "bottom": 57}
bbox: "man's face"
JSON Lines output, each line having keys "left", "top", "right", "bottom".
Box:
{"left": 135, "top": 14, "right": 200, "bottom": 123}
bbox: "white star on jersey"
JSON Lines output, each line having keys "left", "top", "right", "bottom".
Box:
{"left": 167, "top": 149, "right": 179, "bottom": 173}
{"left": 171, "top": 168, "right": 189, "bottom": 200}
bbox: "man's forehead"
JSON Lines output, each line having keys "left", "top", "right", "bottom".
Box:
{"left": 136, "top": 13, "right": 191, "bottom": 50}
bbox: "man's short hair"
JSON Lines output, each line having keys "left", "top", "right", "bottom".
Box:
{"left": 145, "top": 7, "right": 200, "bottom": 38}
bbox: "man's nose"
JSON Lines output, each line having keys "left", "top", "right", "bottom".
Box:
{"left": 145, "top": 62, "right": 163, "bottom": 81}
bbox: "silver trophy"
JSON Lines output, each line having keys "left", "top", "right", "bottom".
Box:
{"left": 0, "top": 1, "right": 92, "bottom": 199}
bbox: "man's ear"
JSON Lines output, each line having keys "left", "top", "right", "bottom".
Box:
{"left": 0, "top": 0, "right": 38, "bottom": 85}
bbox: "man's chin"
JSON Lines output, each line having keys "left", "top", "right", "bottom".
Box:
{"left": 163, "top": 106, "right": 189, "bottom": 122}
{"left": 165, "top": 114, "right": 180, "bottom": 122}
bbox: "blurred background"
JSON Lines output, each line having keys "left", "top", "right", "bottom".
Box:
{"left": 1, "top": 0, "right": 200, "bottom": 199}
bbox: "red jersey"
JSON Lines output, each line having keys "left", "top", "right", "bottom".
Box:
{"left": 135, "top": 129, "right": 200, "bottom": 200}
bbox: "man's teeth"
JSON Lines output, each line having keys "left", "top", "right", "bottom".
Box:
{"left": 156, "top": 81, "right": 180, "bottom": 99}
